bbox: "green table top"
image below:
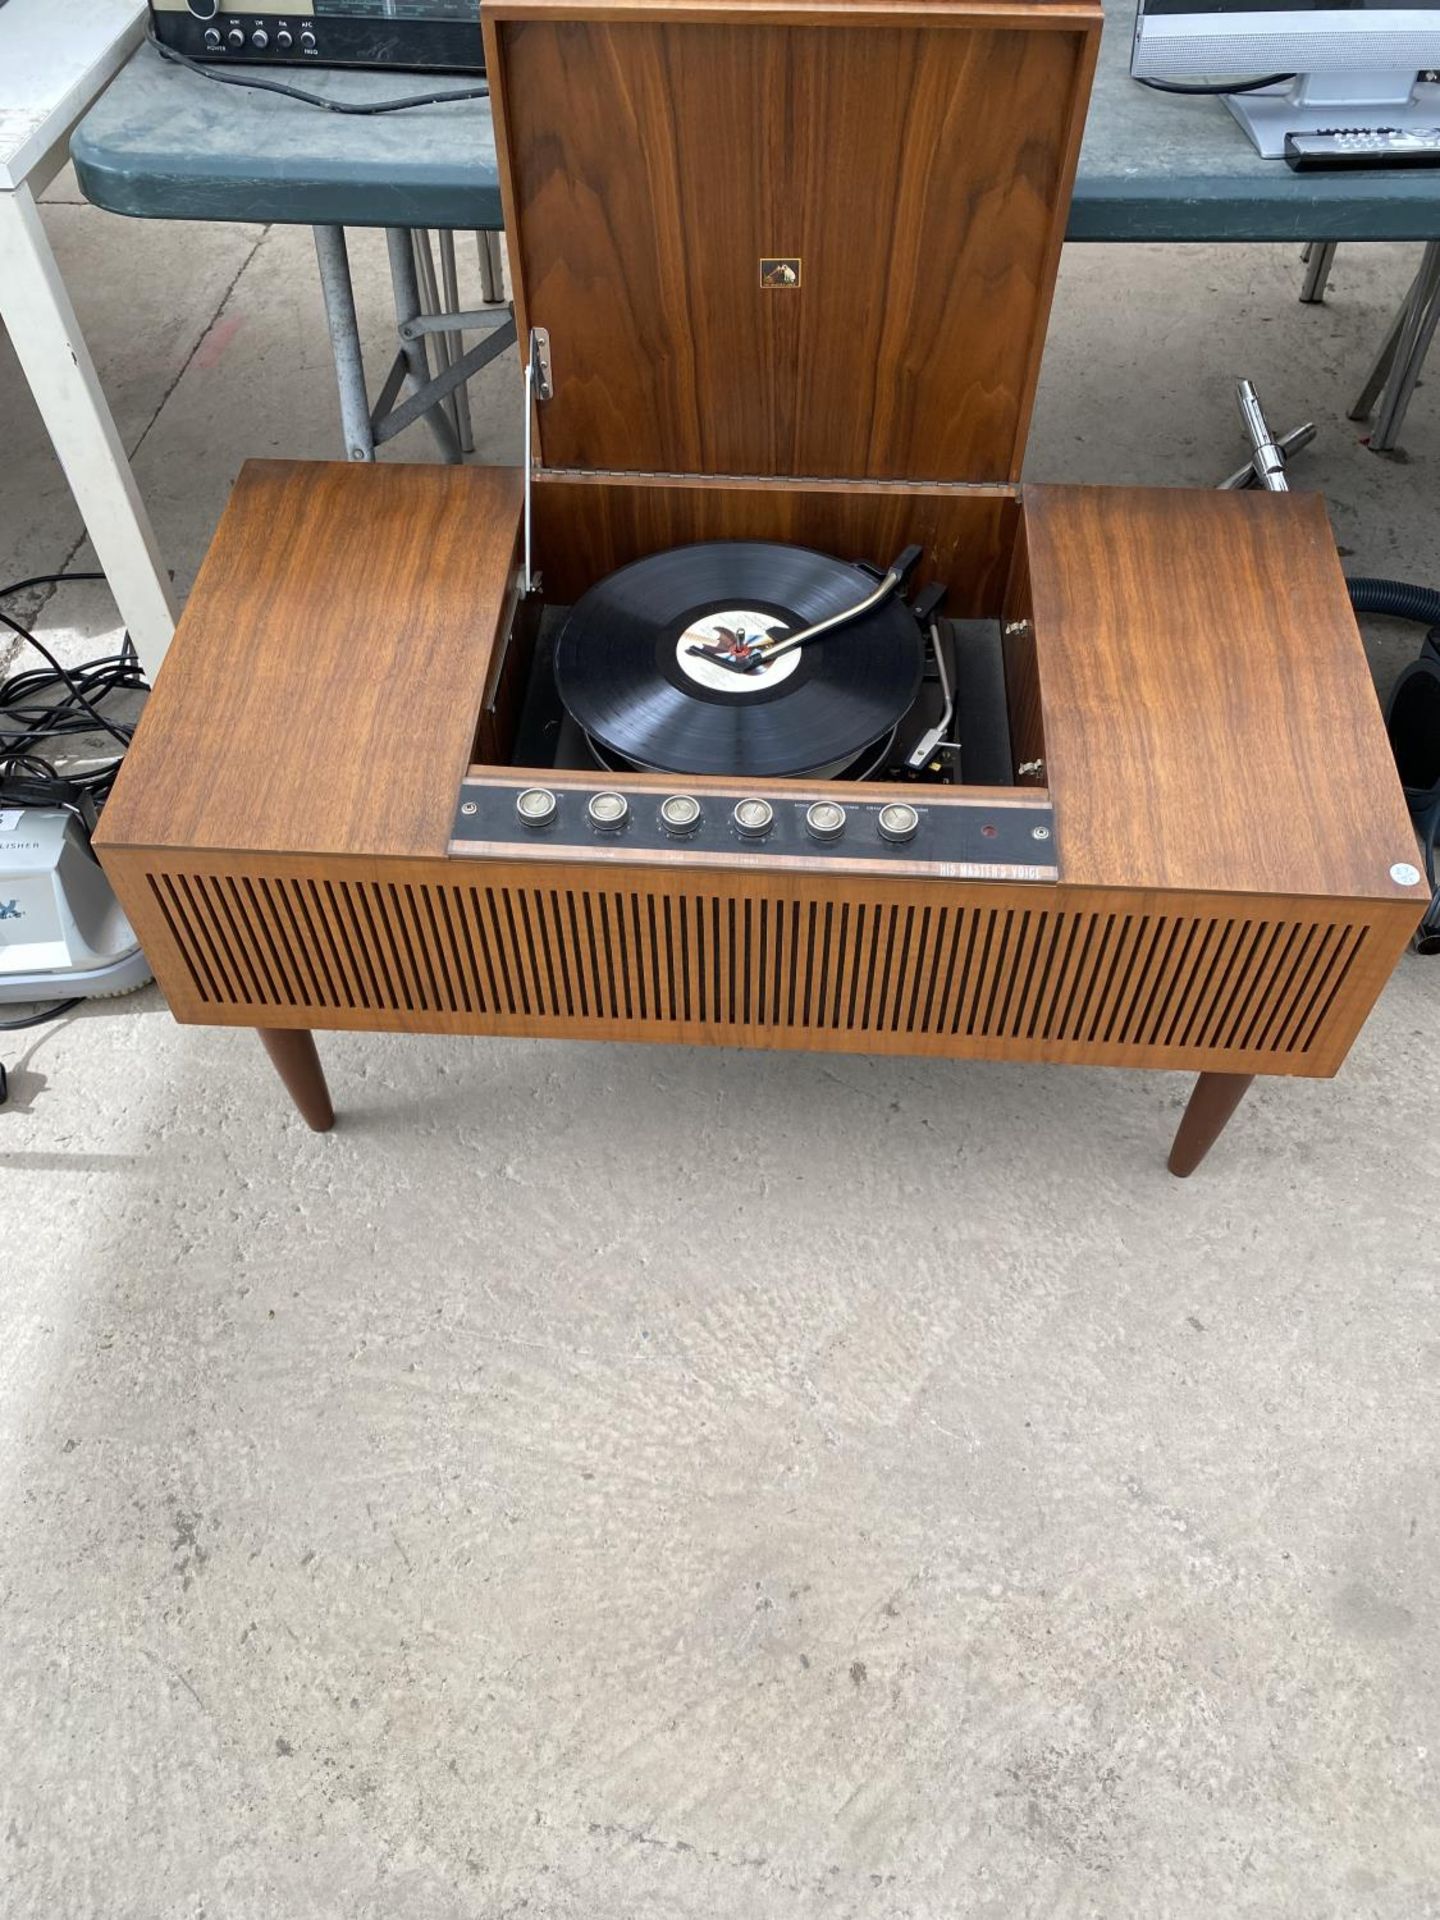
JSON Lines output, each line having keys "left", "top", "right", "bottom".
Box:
{"left": 73, "top": 6, "right": 1440, "bottom": 242}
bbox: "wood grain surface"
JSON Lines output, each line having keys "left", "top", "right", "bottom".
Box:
{"left": 96, "top": 460, "right": 1423, "bottom": 1087}
{"left": 105, "top": 844, "right": 1416, "bottom": 1079}
{"left": 1025, "top": 484, "right": 1424, "bottom": 904}
{"left": 532, "top": 472, "right": 1020, "bottom": 612}
{"left": 488, "top": 0, "right": 1098, "bottom": 22}
{"left": 96, "top": 460, "right": 523, "bottom": 862}
{"left": 486, "top": 8, "right": 1097, "bottom": 481}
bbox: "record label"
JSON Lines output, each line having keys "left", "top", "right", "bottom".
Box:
{"left": 674, "top": 610, "right": 798, "bottom": 694}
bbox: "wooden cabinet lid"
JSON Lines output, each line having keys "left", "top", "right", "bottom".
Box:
{"left": 485, "top": 0, "right": 1100, "bottom": 484}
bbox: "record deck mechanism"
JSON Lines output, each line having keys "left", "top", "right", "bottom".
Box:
{"left": 450, "top": 536, "right": 1059, "bottom": 882}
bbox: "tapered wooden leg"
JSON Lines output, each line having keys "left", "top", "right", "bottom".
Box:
{"left": 257, "top": 1028, "right": 334, "bottom": 1132}
{"left": 1167, "top": 1072, "right": 1254, "bottom": 1177}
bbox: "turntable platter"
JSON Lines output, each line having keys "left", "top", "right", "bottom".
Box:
{"left": 553, "top": 541, "right": 926, "bottom": 779}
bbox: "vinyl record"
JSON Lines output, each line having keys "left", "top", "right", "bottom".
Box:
{"left": 554, "top": 542, "right": 925, "bottom": 778}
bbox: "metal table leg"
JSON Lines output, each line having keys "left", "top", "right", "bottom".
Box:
{"left": 384, "top": 226, "right": 462, "bottom": 464}
{"left": 1364, "top": 241, "right": 1440, "bottom": 453}
{"left": 438, "top": 230, "right": 474, "bottom": 455}
{"left": 313, "top": 224, "right": 374, "bottom": 462}
{"left": 1299, "top": 240, "right": 1336, "bottom": 305}
{"left": 315, "top": 223, "right": 511, "bottom": 463}
{"left": 411, "top": 229, "right": 458, "bottom": 449}
{"left": 0, "top": 182, "right": 179, "bottom": 674}
{"left": 477, "top": 230, "right": 505, "bottom": 305}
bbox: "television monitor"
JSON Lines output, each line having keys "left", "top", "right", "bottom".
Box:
{"left": 1131, "top": 0, "right": 1440, "bottom": 155}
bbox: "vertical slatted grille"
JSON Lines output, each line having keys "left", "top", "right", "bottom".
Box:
{"left": 146, "top": 872, "right": 1369, "bottom": 1059}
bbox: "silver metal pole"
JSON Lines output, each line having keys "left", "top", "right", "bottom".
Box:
{"left": 412, "top": 228, "right": 462, "bottom": 447}
{"left": 1298, "top": 240, "right": 1336, "bottom": 305}
{"left": 477, "top": 229, "right": 504, "bottom": 305}
{"left": 1368, "top": 241, "right": 1440, "bottom": 453}
{"left": 385, "top": 226, "right": 460, "bottom": 462}
{"left": 313, "top": 225, "right": 373, "bottom": 462}
{"left": 1217, "top": 421, "right": 1315, "bottom": 490}
{"left": 438, "top": 229, "right": 474, "bottom": 454}
{"left": 1235, "top": 378, "right": 1288, "bottom": 491}
{"left": 1349, "top": 253, "right": 1430, "bottom": 423}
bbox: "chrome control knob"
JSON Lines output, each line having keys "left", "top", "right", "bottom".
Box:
{"left": 659, "top": 794, "right": 701, "bottom": 837}
{"left": 732, "top": 798, "right": 774, "bottom": 840}
{"left": 805, "top": 801, "right": 847, "bottom": 842}
{"left": 202, "top": 27, "right": 222, "bottom": 48}
{"left": 275, "top": 27, "right": 293, "bottom": 47}
{"left": 515, "top": 787, "right": 558, "bottom": 829}
{"left": 251, "top": 28, "right": 269, "bottom": 49}
{"left": 876, "top": 802, "right": 919, "bottom": 845}
{"left": 226, "top": 27, "right": 245, "bottom": 47}
{"left": 587, "top": 791, "right": 629, "bottom": 832}
{"left": 299, "top": 27, "right": 317, "bottom": 48}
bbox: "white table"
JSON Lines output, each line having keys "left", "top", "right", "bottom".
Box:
{"left": 0, "top": 0, "right": 177, "bottom": 674}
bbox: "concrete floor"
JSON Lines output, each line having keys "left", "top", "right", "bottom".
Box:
{"left": 2, "top": 175, "right": 1439, "bottom": 1919}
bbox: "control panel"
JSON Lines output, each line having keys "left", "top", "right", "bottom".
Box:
{"left": 450, "top": 779, "right": 1058, "bottom": 881}
{"left": 195, "top": 15, "right": 315, "bottom": 55}
{"left": 147, "top": 3, "right": 486, "bottom": 73}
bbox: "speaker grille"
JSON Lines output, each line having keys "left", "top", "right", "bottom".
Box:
{"left": 146, "top": 871, "right": 1368, "bottom": 1060}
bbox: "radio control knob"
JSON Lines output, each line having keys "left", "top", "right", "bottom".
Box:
{"left": 275, "top": 27, "right": 293, "bottom": 47}
{"left": 515, "top": 787, "right": 557, "bottom": 829}
{"left": 876, "top": 802, "right": 919, "bottom": 845}
{"left": 659, "top": 794, "right": 701, "bottom": 837}
{"left": 733, "top": 797, "right": 774, "bottom": 840}
{"left": 226, "top": 27, "right": 245, "bottom": 47}
{"left": 202, "top": 27, "right": 222, "bottom": 48}
{"left": 587, "top": 791, "right": 629, "bottom": 832}
{"left": 250, "top": 28, "right": 269, "bottom": 48}
{"left": 299, "top": 27, "right": 317, "bottom": 48}
{"left": 805, "top": 800, "right": 847, "bottom": 842}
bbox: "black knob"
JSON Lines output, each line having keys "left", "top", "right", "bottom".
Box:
{"left": 202, "top": 27, "right": 222, "bottom": 48}
{"left": 250, "top": 28, "right": 269, "bottom": 48}
{"left": 226, "top": 27, "right": 245, "bottom": 48}
{"left": 299, "top": 27, "right": 317, "bottom": 48}
{"left": 275, "top": 27, "right": 293, "bottom": 47}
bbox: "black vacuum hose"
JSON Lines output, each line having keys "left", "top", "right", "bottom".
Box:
{"left": 1347, "top": 577, "right": 1440, "bottom": 628}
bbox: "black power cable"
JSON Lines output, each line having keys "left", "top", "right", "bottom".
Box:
{"left": 1, "top": 573, "right": 147, "bottom": 811}
{"left": 1, "top": 576, "right": 148, "bottom": 1085}
{"left": 0, "top": 999, "right": 80, "bottom": 1034}
{"left": 1136, "top": 71, "right": 1296, "bottom": 94}
{"left": 146, "top": 24, "right": 489, "bottom": 112}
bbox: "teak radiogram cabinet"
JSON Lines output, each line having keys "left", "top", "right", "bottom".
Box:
{"left": 95, "top": 0, "right": 1425, "bottom": 1172}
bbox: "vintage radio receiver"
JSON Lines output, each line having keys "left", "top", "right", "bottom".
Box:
{"left": 98, "top": 0, "right": 1425, "bottom": 1174}
{"left": 147, "top": 0, "right": 485, "bottom": 71}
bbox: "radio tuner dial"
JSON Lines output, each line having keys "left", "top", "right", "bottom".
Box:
{"left": 226, "top": 26, "right": 246, "bottom": 47}
{"left": 876, "top": 802, "right": 919, "bottom": 845}
{"left": 587, "top": 791, "right": 629, "bottom": 832}
{"left": 251, "top": 28, "right": 269, "bottom": 48}
{"left": 299, "top": 27, "right": 317, "bottom": 48}
{"left": 732, "top": 798, "right": 774, "bottom": 840}
{"left": 515, "top": 787, "right": 558, "bottom": 829}
{"left": 805, "top": 800, "right": 847, "bottom": 842}
{"left": 274, "top": 27, "right": 293, "bottom": 47}
{"left": 659, "top": 794, "right": 701, "bottom": 837}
